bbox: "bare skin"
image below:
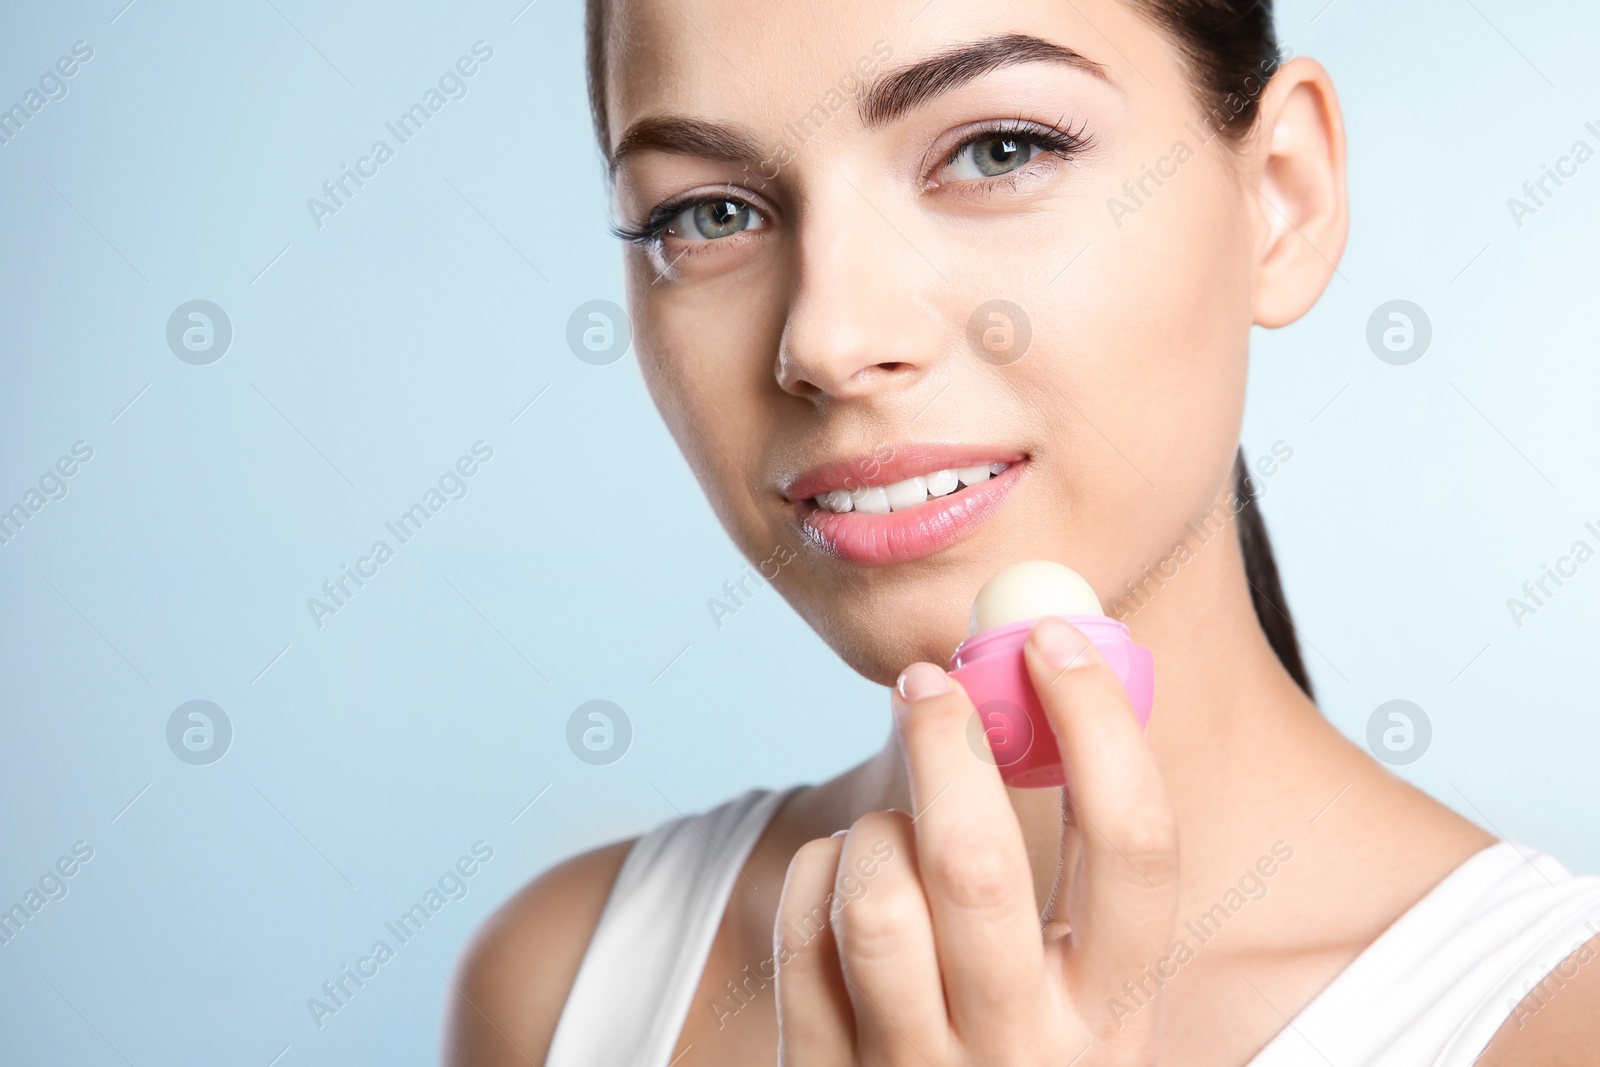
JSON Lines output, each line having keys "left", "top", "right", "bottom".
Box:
{"left": 443, "top": 0, "right": 1599, "bottom": 1062}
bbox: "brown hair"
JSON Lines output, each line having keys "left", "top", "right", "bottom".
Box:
{"left": 1234, "top": 449, "right": 1313, "bottom": 697}
{"left": 1132, "top": 0, "right": 1283, "bottom": 145}
{"left": 582, "top": 0, "right": 1312, "bottom": 696}
{"left": 1132, "top": 0, "right": 1313, "bottom": 697}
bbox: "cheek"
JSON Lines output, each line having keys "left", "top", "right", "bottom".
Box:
{"left": 991, "top": 150, "right": 1256, "bottom": 573}
{"left": 1121, "top": 157, "right": 1257, "bottom": 488}
{"left": 1095, "top": 167, "right": 1252, "bottom": 444}
{"left": 628, "top": 259, "right": 784, "bottom": 545}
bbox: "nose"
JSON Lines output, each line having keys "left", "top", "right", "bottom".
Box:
{"left": 774, "top": 190, "right": 945, "bottom": 402}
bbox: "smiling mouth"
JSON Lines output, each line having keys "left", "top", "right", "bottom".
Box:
{"left": 809, "top": 461, "right": 1015, "bottom": 514}
{"left": 784, "top": 450, "right": 1030, "bottom": 566}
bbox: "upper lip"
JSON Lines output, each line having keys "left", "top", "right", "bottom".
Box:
{"left": 780, "top": 443, "right": 1028, "bottom": 503}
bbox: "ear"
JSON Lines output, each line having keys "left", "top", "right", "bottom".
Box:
{"left": 1247, "top": 57, "right": 1349, "bottom": 329}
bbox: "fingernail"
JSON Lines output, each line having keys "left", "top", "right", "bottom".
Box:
{"left": 1032, "top": 616, "right": 1094, "bottom": 672}
{"left": 896, "top": 662, "right": 951, "bottom": 702}
{"left": 830, "top": 829, "right": 848, "bottom": 838}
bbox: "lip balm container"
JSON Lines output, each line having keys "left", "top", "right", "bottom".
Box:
{"left": 947, "top": 564, "right": 1154, "bottom": 789}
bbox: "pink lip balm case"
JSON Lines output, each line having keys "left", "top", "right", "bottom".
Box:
{"left": 947, "top": 615, "right": 1154, "bottom": 788}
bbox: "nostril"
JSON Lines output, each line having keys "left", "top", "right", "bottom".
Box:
{"left": 775, "top": 328, "right": 931, "bottom": 398}
{"left": 833, "top": 362, "right": 917, "bottom": 392}
{"left": 856, "top": 361, "right": 918, "bottom": 380}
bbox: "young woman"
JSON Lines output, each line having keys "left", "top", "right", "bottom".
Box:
{"left": 445, "top": 0, "right": 1600, "bottom": 1062}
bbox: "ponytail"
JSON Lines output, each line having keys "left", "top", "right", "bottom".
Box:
{"left": 1234, "top": 448, "right": 1314, "bottom": 698}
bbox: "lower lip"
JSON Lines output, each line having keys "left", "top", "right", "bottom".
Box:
{"left": 796, "top": 461, "right": 1028, "bottom": 566}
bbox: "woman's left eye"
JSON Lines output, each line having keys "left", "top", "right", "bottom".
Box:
{"left": 940, "top": 135, "right": 1045, "bottom": 183}
{"left": 665, "top": 198, "right": 766, "bottom": 242}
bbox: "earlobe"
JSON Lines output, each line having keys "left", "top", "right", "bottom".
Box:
{"left": 1250, "top": 57, "right": 1350, "bottom": 329}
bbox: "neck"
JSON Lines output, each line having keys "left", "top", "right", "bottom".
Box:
{"left": 828, "top": 500, "right": 1348, "bottom": 916}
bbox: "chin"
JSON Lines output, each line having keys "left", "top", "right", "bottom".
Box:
{"left": 776, "top": 565, "right": 991, "bottom": 688}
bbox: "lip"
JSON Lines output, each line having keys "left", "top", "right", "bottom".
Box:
{"left": 782, "top": 443, "right": 1028, "bottom": 503}
{"left": 791, "top": 455, "right": 1029, "bottom": 566}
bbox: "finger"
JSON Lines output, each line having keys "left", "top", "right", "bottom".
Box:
{"left": 1023, "top": 616, "right": 1179, "bottom": 1011}
{"left": 890, "top": 662, "right": 1045, "bottom": 1050}
{"left": 829, "top": 810, "right": 950, "bottom": 1064}
{"left": 774, "top": 836, "right": 855, "bottom": 1065}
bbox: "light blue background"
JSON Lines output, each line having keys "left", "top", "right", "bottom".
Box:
{"left": 1, "top": 0, "right": 1596, "bottom": 1062}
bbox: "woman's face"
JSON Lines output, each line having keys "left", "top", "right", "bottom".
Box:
{"left": 604, "top": 0, "right": 1271, "bottom": 684}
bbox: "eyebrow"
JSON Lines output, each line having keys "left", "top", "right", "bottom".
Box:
{"left": 861, "top": 33, "right": 1108, "bottom": 128}
{"left": 607, "top": 34, "right": 1105, "bottom": 170}
{"left": 610, "top": 116, "right": 766, "bottom": 171}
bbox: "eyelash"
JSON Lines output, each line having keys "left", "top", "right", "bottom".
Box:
{"left": 935, "top": 116, "right": 1093, "bottom": 182}
{"left": 613, "top": 117, "right": 1094, "bottom": 251}
{"left": 611, "top": 192, "right": 738, "bottom": 247}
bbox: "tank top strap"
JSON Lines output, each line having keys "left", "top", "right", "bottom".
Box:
{"left": 1246, "top": 840, "right": 1600, "bottom": 1066}
{"left": 545, "top": 784, "right": 805, "bottom": 1067}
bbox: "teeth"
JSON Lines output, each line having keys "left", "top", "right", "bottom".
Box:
{"left": 885, "top": 475, "right": 927, "bottom": 511}
{"left": 850, "top": 485, "right": 891, "bottom": 514}
{"left": 956, "top": 465, "right": 992, "bottom": 486}
{"left": 925, "top": 469, "right": 959, "bottom": 497}
{"left": 818, "top": 489, "right": 853, "bottom": 513}
{"left": 810, "top": 461, "right": 1016, "bottom": 514}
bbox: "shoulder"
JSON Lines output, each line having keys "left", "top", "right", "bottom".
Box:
{"left": 441, "top": 836, "right": 635, "bottom": 1067}
{"left": 1475, "top": 930, "right": 1600, "bottom": 1065}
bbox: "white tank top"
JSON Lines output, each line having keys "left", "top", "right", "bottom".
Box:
{"left": 545, "top": 786, "right": 1600, "bottom": 1066}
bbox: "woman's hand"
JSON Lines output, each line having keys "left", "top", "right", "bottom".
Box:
{"left": 774, "top": 615, "right": 1179, "bottom": 1065}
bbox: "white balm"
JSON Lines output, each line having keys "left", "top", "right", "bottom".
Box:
{"left": 968, "top": 560, "right": 1103, "bottom": 636}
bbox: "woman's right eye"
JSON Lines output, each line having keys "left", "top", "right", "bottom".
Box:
{"left": 662, "top": 198, "right": 767, "bottom": 243}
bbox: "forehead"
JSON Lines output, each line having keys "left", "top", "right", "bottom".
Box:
{"left": 600, "top": 0, "right": 1178, "bottom": 151}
